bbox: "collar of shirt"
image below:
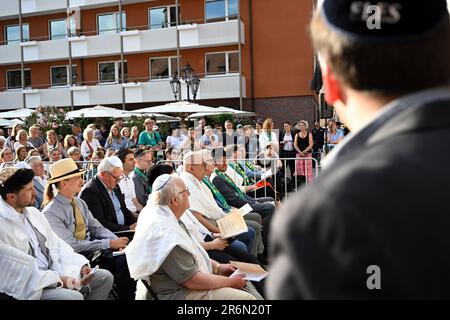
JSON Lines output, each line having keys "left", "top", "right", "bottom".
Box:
{"left": 98, "top": 176, "right": 114, "bottom": 195}
{"left": 181, "top": 171, "right": 201, "bottom": 189}
{"left": 322, "top": 86, "right": 450, "bottom": 170}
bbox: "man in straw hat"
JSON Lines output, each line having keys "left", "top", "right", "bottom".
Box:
{"left": 268, "top": 0, "right": 450, "bottom": 299}
{"left": 0, "top": 167, "right": 113, "bottom": 300}
{"left": 42, "top": 158, "right": 135, "bottom": 300}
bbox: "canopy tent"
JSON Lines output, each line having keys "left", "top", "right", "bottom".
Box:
{"left": 187, "top": 106, "right": 257, "bottom": 119}
{"left": 131, "top": 101, "right": 219, "bottom": 114}
{"left": 66, "top": 105, "right": 179, "bottom": 122}
{"left": 0, "top": 108, "right": 35, "bottom": 119}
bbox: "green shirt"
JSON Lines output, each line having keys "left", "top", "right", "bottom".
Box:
{"left": 138, "top": 130, "right": 161, "bottom": 147}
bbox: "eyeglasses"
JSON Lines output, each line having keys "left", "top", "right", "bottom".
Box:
{"left": 106, "top": 171, "right": 124, "bottom": 183}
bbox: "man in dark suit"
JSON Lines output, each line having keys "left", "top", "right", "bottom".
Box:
{"left": 268, "top": 0, "right": 450, "bottom": 299}
{"left": 80, "top": 156, "right": 137, "bottom": 233}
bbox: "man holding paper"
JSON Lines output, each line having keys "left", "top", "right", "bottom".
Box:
{"left": 180, "top": 151, "right": 257, "bottom": 256}
{"left": 126, "top": 174, "right": 259, "bottom": 300}
{"left": 211, "top": 148, "right": 275, "bottom": 262}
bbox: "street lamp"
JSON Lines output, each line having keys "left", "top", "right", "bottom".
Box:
{"left": 170, "top": 74, "right": 181, "bottom": 100}
{"left": 181, "top": 63, "right": 200, "bottom": 102}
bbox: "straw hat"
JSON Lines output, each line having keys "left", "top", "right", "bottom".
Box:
{"left": 47, "top": 158, "right": 86, "bottom": 184}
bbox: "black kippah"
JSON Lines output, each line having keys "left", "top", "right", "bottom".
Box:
{"left": 321, "top": 0, "right": 448, "bottom": 41}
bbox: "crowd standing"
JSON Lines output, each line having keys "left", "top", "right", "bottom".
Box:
{"left": 0, "top": 114, "right": 345, "bottom": 300}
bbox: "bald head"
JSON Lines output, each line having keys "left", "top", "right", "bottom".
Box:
{"left": 183, "top": 151, "right": 207, "bottom": 181}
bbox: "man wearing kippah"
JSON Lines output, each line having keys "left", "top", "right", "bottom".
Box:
{"left": 0, "top": 167, "right": 113, "bottom": 300}
{"left": 268, "top": 0, "right": 450, "bottom": 299}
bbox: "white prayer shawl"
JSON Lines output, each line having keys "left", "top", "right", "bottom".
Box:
{"left": 180, "top": 210, "right": 211, "bottom": 243}
{"left": 0, "top": 198, "right": 88, "bottom": 300}
{"left": 125, "top": 205, "right": 212, "bottom": 282}
{"left": 180, "top": 171, "right": 226, "bottom": 221}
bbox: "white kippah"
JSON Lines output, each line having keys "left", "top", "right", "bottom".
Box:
{"left": 152, "top": 174, "right": 172, "bottom": 192}
{"left": 105, "top": 156, "right": 123, "bottom": 169}
{"left": 15, "top": 161, "right": 31, "bottom": 170}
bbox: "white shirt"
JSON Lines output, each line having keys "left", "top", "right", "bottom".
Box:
{"left": 0, "top": 198, "right": 88, "bottom": 299}
{"left": 166, "top": 135, "right": 186, "bottom": 150}
{"left": 119, "top": 171, "right": 138, "bottom": 213}
{"left": 80, "top": 139, "right": 101, "bottom": 159}
{"left": 22, "top": 211, "right": 49, "bottom": 270}
{"left": 180, "top": 171, "right": 226, "bottom": 221}
{"left": 259, "top": 130, "right": 279, "bottom": 152}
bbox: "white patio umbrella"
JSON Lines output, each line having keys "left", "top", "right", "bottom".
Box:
{"left": 65, "top": 105, "right": 129, "bottom": 119}
{"left": 187, "top": 106, "right": 257, "bottom": 119}
{"left": 0, "top": 108, "right": 35, "bottom": 119}
{"left": 0, "top": 119, "right": 13, "bottom": 127}
{"left": 131, "top": 101, "right": 218, "bottom": 114}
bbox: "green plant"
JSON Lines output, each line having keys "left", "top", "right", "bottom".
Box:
{"left": 24, "top": 106, "right": 71, "bottom": 139}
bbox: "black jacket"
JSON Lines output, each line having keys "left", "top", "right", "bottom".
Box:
{"left": 79, "top": 176, "right": 137, "bottom": 232}
{"left": 268, "top": 95, "right": 450, "bottom": 299}
{"left": 211, "top": 174, "right": 248, "bottom": 209}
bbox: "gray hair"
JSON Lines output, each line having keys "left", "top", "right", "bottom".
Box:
{"left": 67, "top": 146, "right": 80, "bottom": 156}
{"left": 151, "top": 174, "right": 183, "bottom": 206}
{"left": 83, "top": 128, "right": 94, "bottom": 140}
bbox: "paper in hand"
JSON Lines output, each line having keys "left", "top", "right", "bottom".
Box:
{"left": 229, "top": 261, "right": 269, "bottom": 282}
{"left": 217, "top": 210, "right": 248, "bottom": 239}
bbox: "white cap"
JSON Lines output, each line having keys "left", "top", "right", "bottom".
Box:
{"left": 105, "top": 156, "right": 123, "bottom": 169}
{"left": 15, "top": 161, "right": 31, "bottom": 170}
{"left": 152, "top": 174, "right": 172, "bottom": 192}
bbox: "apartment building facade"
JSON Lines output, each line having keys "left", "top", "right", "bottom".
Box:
{"left": 0, "top": 0, "right": 316, "bottom": 126}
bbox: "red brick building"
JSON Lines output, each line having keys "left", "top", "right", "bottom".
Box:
{"left": 0, "top": 0, "right": 317, "bottom": 126}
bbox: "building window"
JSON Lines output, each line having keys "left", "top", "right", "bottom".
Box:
{"left": 5, "top": 24, "right": 30, "bottom": 44}
{"left": 6, "top": 69, "right": 31, "bottom": 89}
{"left": 97, "top": 12, "right": 126, "bottom": 35}
{"left": 99, "top": 61, "right": 128, "bottom": 83}
{"left": 205, "top": 0, "right": 238, "bottom": 23}
{"left": 49, "top": 19, "right": 76, "bottom": 40}
{"left": 206, "top": 52, "right": 238, "bottom": 75}
{"left": 50, "top": 65, "right": 78, "bottom": 86}
{"left": 150, "top": 57, "right": 178, "bottom": 79}
{"left": 149, "top": 5, "right": 179, "bottom": 29}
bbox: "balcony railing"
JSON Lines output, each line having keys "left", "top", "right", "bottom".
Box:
{"left": 0, "top": 74, "right": 246, "bottom": 110}
{"left": 0, "top": 19, "right": 244, "bottom": 65}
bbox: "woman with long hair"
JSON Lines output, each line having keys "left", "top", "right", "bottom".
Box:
{"left": 43, "top": 130, "right": 64, "bottom": 159}
{"left": 105, "top": 124, "right": 127, "bottom": 151}
{"left": 121, "top": 127, "right": 131, "bottom": 141}
{"left": 64, "top": 134, "right": 79, "bottom": 150}
{"left": 14, "top": 145, "right": 29, "bottom": 162}
{"left": 259, "top": 118, "right": 279, "bottom": 154}
{"left": 293, "top": 120, "right": 314, "bottom": 182}
{"left": 127, "top": 126, "right": 140, "bottom": 149}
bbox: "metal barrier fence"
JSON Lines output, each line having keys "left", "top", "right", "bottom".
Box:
{"left": 4, "top": 156, "right": 320, "bottom": 201}
{"left": 2, "top": 160, "right": 101, "bottom": 183}
{"left": 157, "top": 157, "right": 320, "bottom": 202}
